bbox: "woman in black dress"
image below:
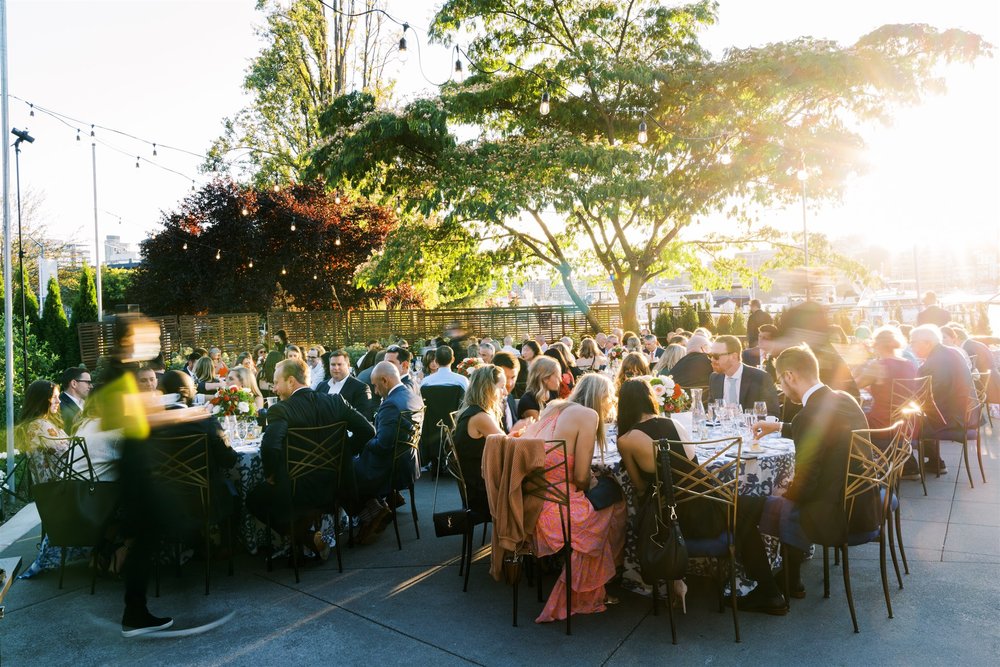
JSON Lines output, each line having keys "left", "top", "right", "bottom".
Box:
{"left": 616, "top": 378, "right": 786, "bottom": 615}
{"left": 452, "top": 364, "right": 507, "bottom": 516}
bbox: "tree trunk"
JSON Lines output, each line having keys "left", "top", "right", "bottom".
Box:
{"left": 619, "top": 274, "right": 643, "bottom": 333}
{"left": 558, "top": 271, "right": 603, "bottom": 333}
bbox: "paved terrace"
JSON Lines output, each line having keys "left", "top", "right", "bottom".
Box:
{"left": 1, "top": 426, "right": 998, "bottom": 666}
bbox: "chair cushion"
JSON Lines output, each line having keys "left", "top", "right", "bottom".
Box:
{"left": 847, "top": 528, "right": 881, "bottom": 546}
{"left": 685, "top": 532, "right": 733, "bottom": 557}
{"left": 880, "top": 488, "right": 899, "bottom": 513}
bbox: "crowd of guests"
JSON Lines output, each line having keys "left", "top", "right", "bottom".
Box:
{"left": 12, "top": 296, "right": 998, "bottom": 632}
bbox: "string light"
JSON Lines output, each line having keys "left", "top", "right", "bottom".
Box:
{"left": 290, "top": 217, "right": 296, "bottom": 231}
{"left": 135, "top": 156, "right": 140, "bottom": 168}
{"left": 398, "top": 23, "right": 409, "bottom": 61}
{"left": 313, "top": 273, "right": 318, "bottom": 280}
{"left": 152, "top": 143, "right": 157, "bottom": 157}
{"left": 454, "top": 46, "right": 464, "bottom": 81}
{"left": 248, "top": 259, "right": 254, "bottom": 268}
{"left": 76, "top": 129, "right": 81, "bottom": 142}
{"left": 273, "top": 181, "right": 280, "bottom": 192}
{"left": 191, "top": 180, "right": 195, "bottom": 191}
{"left": 637, "top": 120, "right": 648, "bottom": 144}
{"left": 796, "top": 168, "right": 808, "bottom": 181}
{"left": 335, "top": 234, "right": 341, "bottom": 246}
{"left": 90, "top": 124, "right": 94, "bottom": 137}
{"left": 241, "top": 207, "right": 249, "bottom": 216}
{"left": 215, "top": 249, "right": 221, "bottom": 260}
{"left": 334, "top": 192, "right": 341, "bottom": 205}
{"left": 718, "top": 152, "right": 732, "bottom": 165}
{"left": 182, "top": 242, "right": 188, "bottom": 250}
{"left": 281, "top": 266, "right": 287, "bottom": 275}
{"left": 29, "top": 103, "right": 34, "bottom": 117}
{"left": 539, "top": 89, "right": 551, "bottom": 116}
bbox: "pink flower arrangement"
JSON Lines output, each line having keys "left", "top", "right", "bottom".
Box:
{"left": 456, "top": 356, "right": 485, "bottom": 378}
{"left": 635, "top": 375, "right": 690, "bottom": 414}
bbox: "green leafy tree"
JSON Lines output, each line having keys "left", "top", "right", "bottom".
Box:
{"left": 307, "top": 0, "right": 990, "bottom": 332}
{"left": 731, "top": 308, "right": 747, "bottom": 336}
{"left": 11, "top": 265, "right": 41, "bottom": 338}
{"left": 70, "top": 264, "right": 99, "bottom": 367}
{"left": 698, "top": 303, "right": 714, "bottom": 331}
{"left": 206, "top": 0, "right": 396, "bottom": 185}
{"left": 680, "top": 301, "right": 699, "bottom": 332}
{"left": 39, "top": 277, "right": 71, "bottom": 367}
{"left": 653, "top": 306, "right": 675, "bottom": 338}
{"left": 100, "top": 267, "right": 137, "bottom": 311}
{"left": 716, "top": 313, "right": 732, "bottom": 335}
{"left": 0, "top": 314, "right": 60, "bottom": 427}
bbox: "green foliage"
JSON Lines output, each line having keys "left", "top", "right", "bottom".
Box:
{"left": 11, "top": 266, "right": 41, "bottom": 338}
{"left": 307, "top": 0, "right": 989, "bottom": 331}
{"left": 69, "top": 264, "right": 99, "bottom": 367}
{"left": 716, "top": 313, "right": 733, "bottom": 335}
{"left": 101, "top": 267, "right": 136, "bottom": 310}
{"left": 731, "top": 308, "right": 747, "bottom": 335}
{"left": 0, "top": 314, "right": 60, "bottom": 427}
{"left": 698, "top": 303, "right": 714, "bottom": 330}
{"left": 39, "top": 277, "right": 71, "bottom": 367}
{"left": 679, "top": 302, "right": 699, "bottom": 332}
{"left": 973, "top": 303, "right": 992, "bottom": 336}
{"left": 653, "top": 306, "right": 675, "bottom": 338}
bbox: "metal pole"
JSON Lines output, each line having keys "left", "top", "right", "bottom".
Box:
{"left": 912, "top": 245, "right": 921, "bottom": 303}
{"left": 1, "top": 0, "right": 15, "bottom": 489}
{"left": 92, "top": 142, "right": 102, "bottom": 321}
{"left": 13, "top": 140, "right": 26, "bottom": 381}
{"left": 801, "top": 178, "right": 809, "bottom": 301}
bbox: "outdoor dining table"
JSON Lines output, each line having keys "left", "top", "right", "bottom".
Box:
{"left": 229, "top": 438, "right": 339, "bottom": 556}
{"left": 592, "top": 412, "right": 797, "bottom": 596}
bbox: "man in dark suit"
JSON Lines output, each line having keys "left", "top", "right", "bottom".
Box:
{"left": 316, "top": 349, "right": 375, "bottom": 421}
{"left": 916, "top": 292, "right": 951, "bottom": 327}
{"left": 384, "top": 345, "right": 415, "bottom": 390}
{"left": 708, "top": 335, "right": 780, "bottom": 416}
{"left": 247, "top": 358, "right": 375, "bottom": 555}
{"left": 909, "top": 324, "right": 977, "bottom": 474}
{"left": 753, "top": 345, "right": 877, "bottom": 599}
{"left": 492, "top": 351, "right": 521, "bottom": 433}
{"left": 642, "top": 334, "right": 664, "bottom": 363}
{"left": 746, "top": 299, "right": 772, "bottom": 349}
{"left": 666, "top": 334, "right": 714, "bottom": 391}
{"left": 59, "top": 367, "right": 93, "bottom": 432}
{"left": 351, "top": 361, "right": 423, "bottom": 543}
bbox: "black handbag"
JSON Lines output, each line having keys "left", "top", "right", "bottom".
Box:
{"left": 636, "top": 450, "right": 688, "bottom": 584}
{"left": 584, "top": 475, "right": 623, "bottom": 510}
{"left": 32, "top": 480, "right": 121, "bottom": 546}
{"left": 433, "top": 509, "right": 470, "bottom": 537}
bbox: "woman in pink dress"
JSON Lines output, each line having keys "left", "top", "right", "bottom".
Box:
{"left": 523, "top": 373, "right": 626, "bottom": 623}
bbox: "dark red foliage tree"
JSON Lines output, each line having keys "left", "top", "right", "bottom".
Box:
{"left": 133, "top": 178, "right": 416, "bottom": 314}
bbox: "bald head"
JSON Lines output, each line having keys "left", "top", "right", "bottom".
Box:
{"left": 371, "top": 360, "right": 402, "bottom": 398}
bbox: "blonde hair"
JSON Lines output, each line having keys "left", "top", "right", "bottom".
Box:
{"left": 653, "top": 343, "right": 686, "bottom": 375}
{"left": 615, "top": 351, "right": 650, "bottom": 392}
{"left": 578, "top": 337, "right": 599, "bottom": 359}
{"left": 229, "top": 366, "right": 263, "bottom": 401}
{"left": 526, "top": 356, "right": 560, "bottom": 409}
{"left": 460, "top": 364, "right": 505, "bottom": 424}
{"left": 193, "top": 356, "right": 215, "bottom": 383}
{"left": 569, "top": 373, "right": 616, "bottom": 454}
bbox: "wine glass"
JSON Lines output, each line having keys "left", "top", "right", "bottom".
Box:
{"left": 754, "top": 401, "right": 768, "bottom": 421}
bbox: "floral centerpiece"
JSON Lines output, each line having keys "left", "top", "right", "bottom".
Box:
{"left": 210, "top": 386, "right": 258, "bottom": 419}
{"left": 607, "top": 345, "right": 626, "bottom": 363}
{"left": 456, "top": 356, "right": 485, "bottom": 378}
{"left": 636, "top": 375, "right": 690, "bottom": 414}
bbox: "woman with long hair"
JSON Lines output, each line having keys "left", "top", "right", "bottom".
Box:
{"left": 544, "top": 342, "right": 575, "bottom": 398}
{"left": 453, "top": 365, "right": 507, "bottom": 516}
{"left": 193, "top": 356, "right": 225, "bottom": 394}
{"left": 522, "top": 374, "right": 626, "bottom": 622}
{"left": 615, "top": 351, "right": 651, "bottom": 393}
{"left": 227, "top": 366, "right": 265, "bottom": 410}
{"left": 575, "top": 337, "right": 607, "bottom": 373}
{"left": 516, "top": 356, "right": 561, "bottom": 421}
{"left": 854, "top": 326, "right": 917, "bottom": 432}
{"left": 616, "top": 378, "right": 788, "bottom": 615}
{"left": 652, "top": 343, "right": 686, "bottom": 376}
{"left": 514, "top": 339, "right": 542, "bottom": 397}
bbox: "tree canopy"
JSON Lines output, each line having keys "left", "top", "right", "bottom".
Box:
{"left": 132, "top": 178, "right": 419, "bottom": 314}
{"left": 306, "top": 0, "right": 991, "bottom": 331}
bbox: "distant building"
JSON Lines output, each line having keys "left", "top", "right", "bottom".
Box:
{"left": 104, "top": 235, "right": 140, "bottom": 267}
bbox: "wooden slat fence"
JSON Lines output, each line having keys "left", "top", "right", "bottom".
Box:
{"left": 178, "top": 314, "right": 262, "bottom": 357}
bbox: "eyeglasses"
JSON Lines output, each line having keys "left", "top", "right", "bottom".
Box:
{"left": 707, "top": 352, "right": 734, "bottom": 360}
{"left": 76, "top": 379, "right": 93, "bottom": 384}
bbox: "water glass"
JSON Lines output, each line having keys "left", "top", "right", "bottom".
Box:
{"left": 754, "top": 401, "right": 768, "bottom": 420}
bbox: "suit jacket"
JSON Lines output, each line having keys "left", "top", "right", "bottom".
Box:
{"left": 963, "top": 338, "right": 1000, "bottom": 404}
{"left": 59, "top": 392, "right": 82, "bottom": 433}
{"left": 503, "top": 394, "right": 518, "bottom": 433}
{"left": 918, "top": 344, "right": 977, "bottom": 433}
{"left": 667, "top": 352, "right": 713, "bottom": 391}
{"left": 353, "top": 383, "right": 424, "bottom": 498}
{"left": 746, "top": 309, "right": 773, "bottom": 348}
{"left": 916, "top": 305, "right": 951, "bottom": 327}
{"left": 780, "top": 385, "right": 878, "bottom": 545}
{"left": 260, "top": 387, "right": 375, "bottom": 507}
{"left": 708, "top": 365, "right": 780, "bottom": 416}
{"left": 316, "top": 375, "right": 375, "bottom": 421}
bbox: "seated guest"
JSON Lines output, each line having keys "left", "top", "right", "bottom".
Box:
{"left": 59, "top": 367, "right": 93, "bottom": 433}
{"left": 193, "top": 356, "right": 225, "bottom": 395}
{"left": 708, "top": 335, "right": 780, "bottom": 416}
{"left": 615, "top": 351, "right": 651, "bottom": 394}
{"left": 544, "top": 343, "right": 575, "bottom": 398}
{"left": 642, "top": 334, "right": 664, "bottom": 363}
{"left": 777, "top": 301, "right": 860, "bottom": 402}
{"left": 479, "top": 341, "right": 496, "bottom": 364}
{"left": 74, "top": 395, "right": 124, "bottom": 481}
{"left": 248, "top": 359, "right": 374, "bottom": 555}
{"left": 522, "top": 374, "right": 626, "bottom": 623}
{"left": 950, "top": 325, "right": 1000, "bottom": 404}
{"left": 666, "top": 334, "right": 713, "bottom": 390}
{"left": 854, "top": 327, "right": 916, "bottom": 431}
{"left": 306, "top": 345, "right": 327, "bottom": 390}
{"left": 420, "top": 345, "right": 469, "bottom": 390}
{"left": 420, "top": 349, "right": 439, "bottom": 380}
{"left": 517, "top": 356, "right": 561, "bottom": 421}
{"left": 940, "top": 326, "right": 973, "bottom": 368}
{"left": 575, "top": 337, "right": 607, "bottom": 373}
{"left": 453, "top": 365, "right": 507, "bottom": 516}
{"left": 624, "top": 333, "right": 642, "bottom": 354}
{"left": 617, "top": 378, "right": 786, "bottom": 614}
{"left": 500, "top": 335, "right": 520, "bottom": 357}
{"left": 384, "top": 345, "right": 415, "bottom": 389}
{"left": 752, "top": 345, "right": 878, "bottom": 600}
{"left": 652, "top": 343, "right": 685, "bottom": 376}
{"left": 491, "top": 352, "right": 521, "bottom": 433}
{"left": 356, "top": 350, "right": 387, "bottom": 388}
{"left": 226, "top": 366, "right": 266, "bottom": 410}
{"left": 514, "top": 340, "right": 542, "bottom": 397}
{"left": 284, "top": 345, "right": 303, "bottom": 361}
{"left": 351, "top": 362, "right": 423, "bottom": 543}
{"left": 209, "top": 347, "right": 228, "bottom": 377}
{"left": 135, "top": 367, "right": 159, "bottom": 393}
{"left": 908, "top": 324, "right": 977, "bottom": 474}
{"left": 316, "top": 349, "right": 375, "bottom": 420}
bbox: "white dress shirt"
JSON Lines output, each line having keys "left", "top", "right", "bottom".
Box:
{"left": 325, "top": 376, "right": 348, "bottom": 396}
{"left": 723, "top": 363, "right": 745, "bottom": 406}
{"left": 419, "top": 367, "right": 469, "bottom": 390}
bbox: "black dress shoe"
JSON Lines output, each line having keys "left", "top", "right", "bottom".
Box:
{"left": 121, "top": 609, "right": 174, "bottom": 637}
{"left": 734, "top": 587, "right": 788, "bottom": 616}
{"left": 774, "top": 569, "right": 806, "bottom": 599}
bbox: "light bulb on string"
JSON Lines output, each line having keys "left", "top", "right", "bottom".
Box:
{"left": 334, "top": 192, "right": 341, "bottom": 205}
{"left": 290, "top": 218, "right": 296, "bottom": 232}
{"left": 335, "top": 234, "right": 341, "bottom": 246}
{"left": 191, "top": 180, "right": 195, "bottom": 191}
{"left": 90, "top": 125, "right": 95, "bottom": 137}
{"left": 135, "top": 156, "right": 140, "bottom": 168}
{"left": 248, "top": 259, "right": 254, "bottom": 268}
{"left": 796, "top": 169, "right": 808, "bottom": 182}
{"left": 539, "top": 90, "right": 551, "bottom": 116}
{"left": 273, "top": 180, "right": 280, "bottom": 192}
{"left": 241, "top": 207, "right": 249, "bottom": 216}
{"left": 398, "top": 23, "right": 408, "bottom": 61}
{"left": 182, "top": 242, "right": 188, "bottom": 250}
{"left": 29, "top": 103, "right": 34, "bottom": 117}
{"left": 152, "top": 143, "right": 157, "bottom": 157}
{"left": 281, "top": 266, "right": 287, "bottom": 275}
{"left": 76, "top": 129, "right": 81, "bottom": 142}
{"left": 454, "top": 47, "right": 464, "bottom": 81}
{"left": 312, "top": 273, "right": 318, "bottom": 280}
{"left": 718, "top": 152, "right": 732, "bottom": 165}
{"left": 215, "top": 249, "right": 221, "bottom": 260}
{"left": 637, "top": 120, "right": 648, "bottom": 144}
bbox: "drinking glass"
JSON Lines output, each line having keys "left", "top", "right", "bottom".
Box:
{"left": 754, "top": 401, "right": 768, "bottom": 421}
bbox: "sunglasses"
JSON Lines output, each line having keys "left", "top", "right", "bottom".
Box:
{"left": 707, "top": 352, "right": 734, "bottom": 360}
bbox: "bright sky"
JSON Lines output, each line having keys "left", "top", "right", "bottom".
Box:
{"left": 5, "top": 0, "right": 998, "bottom": 258}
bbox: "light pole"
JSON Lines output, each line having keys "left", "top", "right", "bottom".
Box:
{"left": 92, "top": 141, "right": 102, "bottom": 321}
{"left": 797, "top": 167, "right": 810, "bottom": 301}
{"left": 12, "top": 127, "right": 34, "bottom": 381}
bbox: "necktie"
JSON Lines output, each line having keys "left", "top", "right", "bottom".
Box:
{"left": 726, "top": 376, "right": 738, "bottom": 405}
